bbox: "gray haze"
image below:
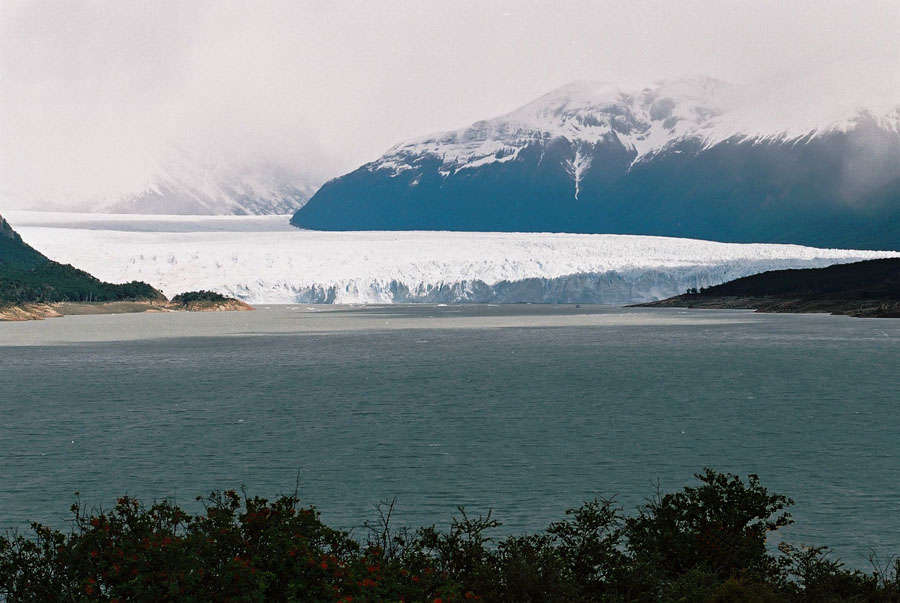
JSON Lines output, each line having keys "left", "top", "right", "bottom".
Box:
{"left": 1, "top": 0, "right": 898, "bottom": 210}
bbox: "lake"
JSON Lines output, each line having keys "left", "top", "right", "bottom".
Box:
{"left": 1, "top": 305, "right": 898, "bottom": 570}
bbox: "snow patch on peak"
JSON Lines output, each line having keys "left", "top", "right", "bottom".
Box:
{"left": 565, "top": 148, "right": 593, "bottom": 200}
{"left": 81, "top": 147, "right": 320, "bottom": 215}
{"left": 370, "top": 76, "right": 733, "bottom": 176}
{"left": 375, "top": 118, "right": 539, "bottom": 176}
{"left": 366, "top": 69, "right": 899, "bottom": 180}
{"left": 506, "top": 80, "right": 627, "bottom": 122}
{"left": 696, "top": 62, "right": 900, "bottom": 146}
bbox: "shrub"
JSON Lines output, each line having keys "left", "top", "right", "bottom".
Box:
{"left": 624, "top": 469, "right": 792, "bottom": 586}
{"left": 2, "top": 470, "right": 898, "bottom": 602}
{"left": 170, "top": 290, "right": 229, "bottom": 305}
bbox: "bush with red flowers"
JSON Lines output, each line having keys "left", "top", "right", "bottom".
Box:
{"left": 1, "top": 470, "right": 898, "bottom": 601}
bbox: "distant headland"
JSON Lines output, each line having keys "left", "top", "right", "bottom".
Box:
{"left": 636, "top": 258, "right": 900, "bottom": 318}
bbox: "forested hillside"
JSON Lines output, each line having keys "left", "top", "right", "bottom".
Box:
{"left": 1, "top": 214, "right": 162, "bottom": 305}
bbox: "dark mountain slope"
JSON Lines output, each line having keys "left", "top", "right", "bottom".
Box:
{"left": 0, "top": 214, "right": 163, "bottom": 305}
{"left": 292, "top": 79, "right": 900, "bottom": 250}
{"left": 639, "top": 257, "right": 900, "bottom": 317}
{"left": 0, "top": 213, "right": 47, "bottom": 270}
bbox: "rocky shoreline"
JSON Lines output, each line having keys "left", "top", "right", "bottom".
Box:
{"left": 0, "top": 298, "right": 254, "bottom": 321}
{"left": 635, "top": 294, "right": 900, "bottom": 318}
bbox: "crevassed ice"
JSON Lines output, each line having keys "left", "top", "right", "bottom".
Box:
{"left": 8, "top": 213, "right": 899, "bottom": 305}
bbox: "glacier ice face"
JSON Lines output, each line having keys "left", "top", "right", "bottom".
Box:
{"left": 7, "top": 212, "right": 899, "bottom": 305}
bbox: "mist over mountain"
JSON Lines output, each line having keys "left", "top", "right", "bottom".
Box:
{"left": 2, "top": 141, "right": 323, "bottom": 216}
{"left": 93, "top": 159, "right": 319, "bottom": 216}
{"left": 292, "top": 76, "right": 900, "bottom": 250}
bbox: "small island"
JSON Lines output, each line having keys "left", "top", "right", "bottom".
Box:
{"left": 169, "top": 290, "right": 254, "bottom": 313}
{"left": 636, "top": 257, "right": 900, "bottom": 318}
{"left": 1, "top": 213, "right": 252, "bottom": 321}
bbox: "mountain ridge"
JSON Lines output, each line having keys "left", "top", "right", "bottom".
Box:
{"left": 93, "top": 159, "right": 318, "bottom": 215}
{"left": 292, "top": 76, "right": 900, "bottom": 250}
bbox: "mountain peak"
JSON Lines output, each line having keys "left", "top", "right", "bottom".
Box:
{"left": 374, "top": 76, "right": 734, "bottom": 174}
{"left": 374, "top": 72, "right": 900, "bottom": 176}
{"left": 518, "top": 75, "right": 730, "bottom": 116}
{"left": 295, "top": 73, "right": 900, "bottom": 249}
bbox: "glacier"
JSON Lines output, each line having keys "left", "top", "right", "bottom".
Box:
{"left": 6, "top": 211, "right": 899, "bottom": 305}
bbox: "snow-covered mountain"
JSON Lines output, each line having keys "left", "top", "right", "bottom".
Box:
{"left": 370, "top": 77, "right": 732, "bottom": 177}
{"left": 292, "top": 76, "right": 900, "bottom": 250}
{"left": 92, "top": 156, "right": 319, "bottom": 215}
{"left": 7, "top": 212, "right": 898, "bottom": 304}
{"left": 8, "top": 144, "right": 323, "bottom": 216}
{"left": 98, "top": 174, "right": 315, "bottom": 216}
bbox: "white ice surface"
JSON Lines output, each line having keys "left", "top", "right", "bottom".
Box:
{"left": 6, "top": 211, "right": 899, "bottom": 305}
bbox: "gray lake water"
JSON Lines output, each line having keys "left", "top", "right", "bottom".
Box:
{"left": 1, "top": 305, "right": 898, "bottom": 570}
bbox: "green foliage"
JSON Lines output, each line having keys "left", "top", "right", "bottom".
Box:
{"left": 170, "top": 290, "right": 229, "bottom": 305}
{"left": 624, "top": 470, "right": 793, "bottom": 586}
{"left": 0, "top": 217, "right": 47, "bottom": 271}
{"left": 778, "top": 543, "right": 882, "bottom": 602}
{"left": 2, "top": 470, "right": 898, "bottom": 602}
{"left": 0, "top": 261, "right": 162, "bottom": 305}
{"left": 0, "top": 214, "right": 163, "bottom": 305}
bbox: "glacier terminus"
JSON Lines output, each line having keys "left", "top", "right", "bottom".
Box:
{"left": 7, "top": 212, "right": 898, "bottom": 305}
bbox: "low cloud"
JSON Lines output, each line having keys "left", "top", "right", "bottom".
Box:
{"left": 1, "top": 0, "right": 897, "bottom": 210}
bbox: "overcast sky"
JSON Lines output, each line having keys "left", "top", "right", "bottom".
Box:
{"left": 1, "top": 0, "right": 898, "bottom": 208}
